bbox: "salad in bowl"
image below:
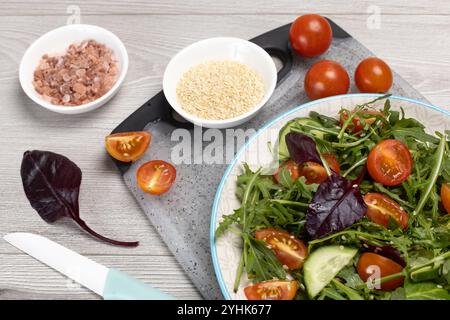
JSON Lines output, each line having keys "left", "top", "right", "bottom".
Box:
{"left": 213, "top": 95, "right": 450, "bottom": 300}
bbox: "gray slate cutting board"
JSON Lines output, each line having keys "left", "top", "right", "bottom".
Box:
{"left": 113, "top": 22, "right": 427, "bottom": 299}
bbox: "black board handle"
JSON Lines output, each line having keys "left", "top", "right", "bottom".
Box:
{"left": 250, "top": 23, "right": 293, "bottom": 83}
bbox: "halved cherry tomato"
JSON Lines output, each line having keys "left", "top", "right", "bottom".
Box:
{"left": 304, "top": 60, "right": 350, "bottom": 100}
{"left": 440, "top": 183, "right": 450, "bottom": 214}
{"left": 299, "top": 154, "right": 340, "bottom": 184}
{"left": 323, "top": 153, "right": 340, "bottom": 174}
{"left": 136, "top": 160, "right": 176, "bottom": 195}
{"left": 363, "top": 193, "right": 409, "bottom": 229}
{"left": 340, "top": 109, "right": 384, "bottom": 134}
{"left": 244, "top": 280, "right": 298, "bottom": 300}
{"left": 355, "top": 57, "right": 393, "bottom": 93}
{"left": 357, "top": 252, "right": 404, "bottom": 291}
{"left": 105, "top": 131, "right": 151, "bottom": 162}
{"left": 275, "top": 155, "right": 339, "bottom": 185}
{"left": 289, "top": 14, "right": 332, "bottom": 58}
{"left": 274, "top": 160, "right": 300, "bottom": 184}
{"left": 255, "top": 228, "right": 308, "bottom": 270}
{"left": 299, "top": 162, "right": 327, "bottom": 184}
{"left": 367, "top": 139, "right": 413, "bottom": 186}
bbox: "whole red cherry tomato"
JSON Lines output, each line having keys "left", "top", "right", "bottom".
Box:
{"left": 355, "top": 57, "right": 393, "bottom": 93}
{"left": 304, "top": 60, "right": 350, "bottom": 100}
{"left": 289, "top": 14, "right": 333, "bottom": 58}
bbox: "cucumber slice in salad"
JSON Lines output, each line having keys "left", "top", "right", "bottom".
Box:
{"left": 304, "top": 245, "right": 358, "bottom": 298}
{"left": 278, "top": 118, "right": 325, "bottom": 161}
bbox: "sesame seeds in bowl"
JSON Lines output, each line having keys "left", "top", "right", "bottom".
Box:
{"left": 176, "top": 60, "right": 265, "bottom": 121}
{"left": 163, "top": 37, "right": 277, "bottom": 129}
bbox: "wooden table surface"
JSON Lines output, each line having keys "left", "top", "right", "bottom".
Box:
{"left": 0, "top": 0, "right": 449, "bottom": 300}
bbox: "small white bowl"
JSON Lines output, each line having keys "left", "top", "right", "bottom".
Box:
{"left": 163, "top": 37, "right": 277, "bottom": 128}
{"left": 19, "top": 24, "right": 128, "bottom": 114}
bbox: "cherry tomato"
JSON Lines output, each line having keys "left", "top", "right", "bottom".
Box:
{"left": 304, "top": 60, "right": 350, "bottom": 100}
{"left": 274, "top": 155, "right": 339, "bottom": 185}
{"left": 340, "top": 109, "right": 384, "bottom": 134}
{"left": 299, "top": 162, "right": 327, "bottom": 184}
{"left": 363, "top": 193, "right": 409, "bottom": 229}
{"left": 274, "top": 160, "right": 300, "bottom": 184}
{"left": 244, "top": 280, "right": 298, "bottom": 300}
{"left": 105, "top": 131, "right": 151, "bottom": 162}
{"left": 367, "top": 140, "right": 413, "bottom": 186}
{"left": 323, "top": 153, "right": 340, "bottom": 174}
{"left": 136, "top": 160, "right": 176, "bottom": 195}
{"left": 355, "top": 57, "right": 393, "bottom": 93}
{"left": 289, "top": 14, "right": 332, "bottom": 58}
{"left": 357, "top": 252, "right": 404, "bottom": 291}
{"left": 255, "top": 228, "right": 308, "bottom": 270}
{"left": 440, "top": 183, "right": 450, "bottom": 214}
{"left": 299, "top": 154, "right": 340, "bottom": 184}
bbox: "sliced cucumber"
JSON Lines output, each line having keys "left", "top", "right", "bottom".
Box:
{"left": 277, "top": 118, "right": 325, "bottom": 161}
{"left": 304, "top": 245, "right": 358, "bottom": 299}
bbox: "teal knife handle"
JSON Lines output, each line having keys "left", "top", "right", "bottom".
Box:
{"left": 103, "top": 268, "right": 174, "bottom": 300}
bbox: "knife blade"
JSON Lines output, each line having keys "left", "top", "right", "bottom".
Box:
{"left": 4, "top": 232, "right": 173, "bottom": 300}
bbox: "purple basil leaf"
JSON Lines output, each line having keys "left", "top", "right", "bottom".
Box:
{"left": 20, "top": 150, "right": 138, "bottom": 247}
{"left": 361, "top": 242, "right": 407, "bottom": 267}
{"left": 306, "top": 172, "right": 367, "bottom": 239}
{"left": 285, "top": 132, "right": 322, "bottom": 164}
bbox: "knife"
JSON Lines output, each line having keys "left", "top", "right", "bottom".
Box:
{"left": 4, "top": 232, "right": 174, "bottom": 300}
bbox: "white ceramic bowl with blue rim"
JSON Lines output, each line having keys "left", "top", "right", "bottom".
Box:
{"left": 210, "top": 93, "right": 450, "bottom": 300}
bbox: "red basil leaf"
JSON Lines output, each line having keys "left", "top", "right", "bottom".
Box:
{"left": 361, "top": 242, "right": 407, "bottom": 267}
{"left": 20, "top": 150, "right": 138, "bottom": 247}
{"left": 285, "top": 132, "right": 323, "bottom": 164}
{"left": 306, "top": 172, "right": 367, "bottom": 239}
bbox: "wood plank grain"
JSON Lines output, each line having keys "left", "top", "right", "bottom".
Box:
{"left": 0, "top": 254, "right": 201, "bottom": 299}
{"left": 1, "top": 0, "right": 450, "bottom": 16}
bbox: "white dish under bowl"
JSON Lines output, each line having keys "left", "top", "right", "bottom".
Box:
{"left": 163, "top": 37, "right": 277, "bottom": 129}
{"left": 19, "top": 24, "right": 128, "bottom": 115}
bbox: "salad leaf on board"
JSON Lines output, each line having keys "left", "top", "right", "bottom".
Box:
{"left": 306, "top": 171, "right": 367, "bottom": 239}
{"left": 20, "top": 150, "right": 138, "bottom": 247}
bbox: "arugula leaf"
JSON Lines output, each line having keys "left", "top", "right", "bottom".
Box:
{"left": 405, "top": 282, "right": 450, "bottom": 300}
{"left": 414, "top": 135, "right": 446, "bottom": 217}
{"left": 331, "top": 279, "right": 364, "bottom": 300}
{"left": 244, "top": 236, "right": 286, "bottom": 282}
{"left": 309, "top": 111, "right": 340, "bottom": 128}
